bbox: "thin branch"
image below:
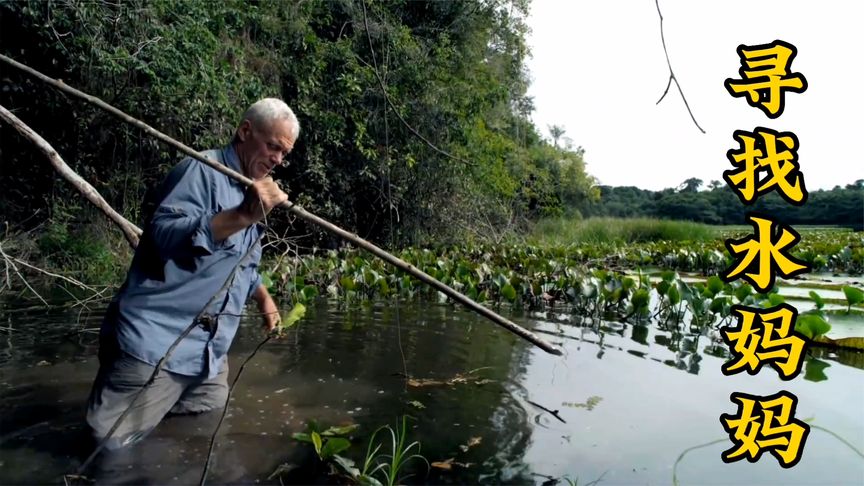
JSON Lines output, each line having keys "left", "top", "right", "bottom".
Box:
{"left": 0, "top": 105, "right": 143, "bottom": 248}
{"left": 0, "top": 242, "right": 48, "bottom": 306}
{"left": 8, "top": 254, "right": 96, "bottom": 293}
{"left": 654, "top": 0, "right": 705, "bottom": 134}
{"left": 360, "top": 0, "right": 474, "bottom": 166}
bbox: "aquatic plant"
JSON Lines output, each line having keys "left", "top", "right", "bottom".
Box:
{"left": 842, "top": 285, "right": 864, "bottom": 313}
{"left": 360, "top": 416, "right": 429, "bottom": 486}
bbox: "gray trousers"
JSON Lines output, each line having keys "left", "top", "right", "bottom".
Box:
{"left": 86, "top": 347, "right": 228, "bottom": 450}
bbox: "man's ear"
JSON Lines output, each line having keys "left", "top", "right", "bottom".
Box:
{"left": 237, "top": 120, "right": 253, "bottom": 142}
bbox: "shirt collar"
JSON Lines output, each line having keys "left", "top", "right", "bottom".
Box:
{"left": 222, "top": 144, "right": 244, "bottom": 184}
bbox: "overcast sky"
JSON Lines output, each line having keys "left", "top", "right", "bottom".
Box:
{"left": 525, "top": 0, "right": 863, "bottom": 191}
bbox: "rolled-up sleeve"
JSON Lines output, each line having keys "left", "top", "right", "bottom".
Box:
{"left": 149, "top": 159, "right": 227, "bottom": 260}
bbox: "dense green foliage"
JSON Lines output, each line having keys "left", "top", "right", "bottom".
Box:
{"left": 527, "top": 217, "right": 716, "bottom": 245}
{"left": 265, "top": 229, "right": 864, "bottom": 309}
{"left": 582, "top": 180, "right": 863, "bottom": 229}
{"left": 0, "top": 0, "right": 596, "bottom": 255}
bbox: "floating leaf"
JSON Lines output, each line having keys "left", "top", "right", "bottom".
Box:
{"left": 407, "top": 400, "right": 426, "bottom": 409}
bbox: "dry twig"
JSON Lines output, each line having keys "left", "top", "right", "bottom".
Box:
{"left": 654, "top": 0, "right": 705, "bottom": 134}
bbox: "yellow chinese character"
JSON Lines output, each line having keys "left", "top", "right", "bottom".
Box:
{"left": 721, "top": 391, "right": 809, "bottom": 467}
{"left": 725, "top": 128, "right": 807, "bottom": 205}
{"left": 721, "top": 304, "right": 806, "bottom": 379}
{"left": 725, "top": 40, "right": 808, "bottom": 118}
{"left": 723, "top": 214, "right": 810, "bottom": 292}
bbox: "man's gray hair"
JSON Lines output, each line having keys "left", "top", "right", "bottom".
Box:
{"left": 240, "top": 98, "right": 300, "bottom": 139}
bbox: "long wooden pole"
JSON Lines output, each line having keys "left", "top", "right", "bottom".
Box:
{"left": 0, "top": 53, "right": 562, "bottom": 356}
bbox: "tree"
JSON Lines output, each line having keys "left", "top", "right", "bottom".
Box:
{"left": 678, "top": 178, "right": 703, "bottom": 193}
{"left": 548, "top": 124, "right": 566, "bottom": 148}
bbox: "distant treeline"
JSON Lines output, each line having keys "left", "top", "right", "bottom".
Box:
{"left": 581, "top": 179, "right": 863, "bottom": 229}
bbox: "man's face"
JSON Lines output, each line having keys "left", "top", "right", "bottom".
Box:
{"left": 236, "top": 118, "right": 296, "bottom": 180}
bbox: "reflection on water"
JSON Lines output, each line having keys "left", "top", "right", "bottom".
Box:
{"left": 0, "top": 299, "right": 862, "bottom": 484}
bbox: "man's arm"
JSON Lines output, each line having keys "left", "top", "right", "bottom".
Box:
{"left": 251, "top": 284, "right": 280, "bottom": 332}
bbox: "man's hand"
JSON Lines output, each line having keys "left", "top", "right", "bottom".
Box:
{"left": 211, "top": 178, "right": 288, "bottom": 241}
{"left": 252, "top": 284, "right": 281, "bottom": 334}
{"left": 239, "top": 177, "right": 289, "bottom": 225}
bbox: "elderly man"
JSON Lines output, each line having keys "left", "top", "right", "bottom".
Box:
{"left": 87, "top": 98, "right": 297, "bottom": 449}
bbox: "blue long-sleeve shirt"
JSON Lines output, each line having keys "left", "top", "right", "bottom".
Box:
{"left": 106, "top": 144, "right": 263, "bottom": 378}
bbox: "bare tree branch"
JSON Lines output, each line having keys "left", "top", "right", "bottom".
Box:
{"left": 0, "top": 105, "right": 143, "bottom": 248}
{"left": 654, "top": 0, "right": 705, "bottom": 134}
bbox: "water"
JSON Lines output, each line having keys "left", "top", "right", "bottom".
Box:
{"left": 0, "top": 298, "right": 862, "bottom": 485}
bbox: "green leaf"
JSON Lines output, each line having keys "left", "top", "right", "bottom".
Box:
{"left": 667, "top": 284, "right": 681, "bottom": 306}
{"left": 809, "top": 291, "right": 825, "bottom": 310}
{"left": 340, "top": 276, "right": 356, "bottom": 291}
{"left": 656, "top": 281, "right": 670, "bottom": 297}
{"left": 706, "top": 276, "right": 724, "bottom": 296}
{"left": 622, "top": 277, "right": 636, "bottom": 290}
{"left": 734, "top": 283, "right": 753, "bottom": 302}
{"left": 501, "top": 284, "right": 517, "bottom": 301}
{"left": 842, "top": 286, "right": 864, "bottom": 307}
{"left": 261, "top": 271, "right": 274, "bottom": 290}
{"left": 302, "top": 285, "right": 319, "bottom": 301}
{"left": 292, "top": 432, "right": 312, "bottom": 443}
{"left": 795, "top": 314, "right": 831, "bottom": 340}
{"left": 320, "top": 437, "right": 351, "bottom": 459}
{"left": 660, "top": 270, "right": 677, "bottom": 282}
{"left": 767, "top": 293, "right": 785, "bottom": 306}
{"left": 311, "top": 431, "right": 323, "bottom": 456}
{"left": 279, "top": 303, "right": 307, "bottom": 330}
{"left": 631, "top": 289, "right": 649, "bottom": 309}
{"left": 710, "top": 297, "right": 728, "bottom": 314}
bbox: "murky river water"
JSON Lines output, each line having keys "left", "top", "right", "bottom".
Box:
{"left": 1, "top": 296, "right": 862, "bottom": 485}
